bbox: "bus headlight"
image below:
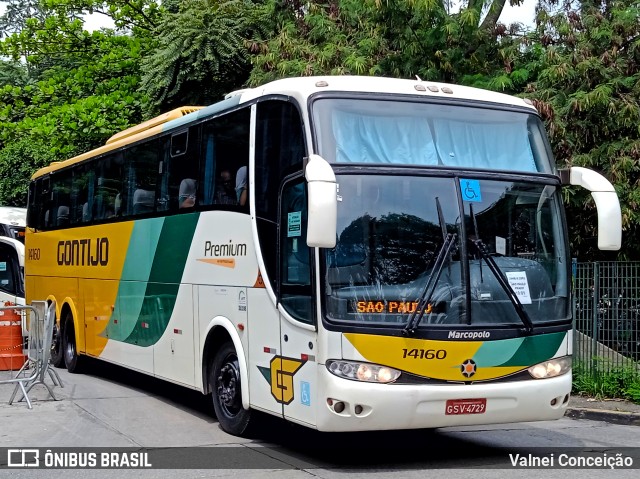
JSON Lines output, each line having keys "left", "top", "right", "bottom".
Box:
{"left": 527, "top": 356, "right": 572, "bottom": 379}
{"left": 326, "top": 360, "right": 401, "bottom": 383}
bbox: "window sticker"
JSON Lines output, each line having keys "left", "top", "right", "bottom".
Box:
{"left": 288, "top": 211, "right": 302, "bottom": 237}
{"left": 495, "top": 236, "right": 506, "bottom": 256}
{"left": 460, "top": 179, "right": 482, "bottom": 202}
{"left": 505, "top": 271, "right": 532, "bottom": 304}
{"left": 0, "top": 262, "right": 6, "bottom": 272}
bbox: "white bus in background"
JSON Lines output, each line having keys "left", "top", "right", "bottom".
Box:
{"left": 0, "top": 206, "right": 27, "bottom": 244}
{"left": 0, "top": 207, "right": 25, "bottom": 307}
{"left": 0, "top": 236, "right": 24, "bottom": 306}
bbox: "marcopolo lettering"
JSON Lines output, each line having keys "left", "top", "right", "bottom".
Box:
{"left": 57, "top": 238, "right": 109, "bottom": 266}
{"left": 448, "top": 330, "right": 491, "bottom": 340}
{"left": 204, "top": 240, "right": 247, "bottom": 257}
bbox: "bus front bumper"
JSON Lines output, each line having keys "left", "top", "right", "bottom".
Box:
{"left": 315, "top": 365, "right": 572, "bottom": 432}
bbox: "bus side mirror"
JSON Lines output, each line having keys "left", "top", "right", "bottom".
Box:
{"left": 305, "top": 155, "right": 337, "bottom": 248}
{"left": 560, "top": 167, "right": 622, "bottom": 250}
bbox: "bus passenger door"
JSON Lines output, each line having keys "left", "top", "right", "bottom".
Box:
{"left": 278, "top": 178, "right": 317, "bottom": 428}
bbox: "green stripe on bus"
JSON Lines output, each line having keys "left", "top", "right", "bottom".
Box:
{"left": 472, "top": 332, "right": 566, "bottom": 367}
{"left": 494, "top": 331, "right": 566, "bottom": 367}
{"left": 103, "top": 218, "right": 165, "bottom": 341}
{"left": 123, "top": 213, "right": 200, "bottom": 346}
{"left": 470, "top": 337, "right": 525, "bottom": 367}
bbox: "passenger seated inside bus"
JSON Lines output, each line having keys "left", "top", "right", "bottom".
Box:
{"left": 179, "top": 179, "right": 196, "bottom": 209}
{"left": 215, "top": 169, "right": 236, "bottom": 205}
{"left": 236, "top": 166, "right": 247, "bottom": 206}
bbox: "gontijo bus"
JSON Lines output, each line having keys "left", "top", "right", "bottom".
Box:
{"left": 25, "top": 76, "right": 621, "bottom": 435}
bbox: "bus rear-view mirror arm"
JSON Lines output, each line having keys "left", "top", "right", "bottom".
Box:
{"left": 305, "top": 154, "right": 337, "bottom": 248}
{"left": 559, "top": 166, "right": 622, "bottom": 251}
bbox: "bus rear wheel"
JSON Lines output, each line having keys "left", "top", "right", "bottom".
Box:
{"left": 50, "top": 313, "right": 64, "bottom": 368}
{"left": 210, "top": 342, "right": 252, "bottom": 436}
{"left": 62, "top": 313, "right": 84, "bottom": 373}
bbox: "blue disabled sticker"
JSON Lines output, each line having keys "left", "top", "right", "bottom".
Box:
{"left": 460, "top": 179, "right": 482, "bottom": 202}
{"left": 300, "top": 381, "right": 310, "bottom": 406}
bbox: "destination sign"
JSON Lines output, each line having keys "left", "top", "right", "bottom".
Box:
{"left": 349, "top": 300, "right": 433, "bottom": 314}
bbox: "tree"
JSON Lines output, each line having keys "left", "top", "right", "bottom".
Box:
{"left": 139, "top": 0, "right": 272, "bottom": 110}
{"left": 526, "top": 0, "right": 640, "bottom": 259}
{"left": 0, "top": 6, "right": 148, "bottom": 203}
{"left": 0, "top": 138, "right": 56, "bottom": 206}
{"left": 249, "top": 0, "right": 529, "bottom": 86}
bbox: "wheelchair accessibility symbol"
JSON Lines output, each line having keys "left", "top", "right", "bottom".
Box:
{"left": 460, "top": 179, "right": 482, "bottom": 202}
{"left": 300, "top": 381, "right": 311, "bottom": 406}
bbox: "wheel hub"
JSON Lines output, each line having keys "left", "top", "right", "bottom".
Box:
{"left": 217, "top": 362, "right": 240, "bottom": 409}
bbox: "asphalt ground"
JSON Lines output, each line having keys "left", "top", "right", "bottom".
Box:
{"left": 0, "top": 361, "right": 640, "bottom": 447}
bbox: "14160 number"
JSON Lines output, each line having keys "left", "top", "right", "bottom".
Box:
{"left": 401, "top": 348, "right": 447, "bottom": 360}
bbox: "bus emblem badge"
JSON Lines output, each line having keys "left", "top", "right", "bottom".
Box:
{"left": 460, "top": 359, "right": 477, "bottom": 378}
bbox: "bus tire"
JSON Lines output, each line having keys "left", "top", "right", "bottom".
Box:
{"left": 62, "top": 312, "right": 84, "bottom": 374}
{"left": 210, "top": 342, "right": 252, "bottom": 436}
{"left": 50, "top": 314, "right": 65, "bottom": 368}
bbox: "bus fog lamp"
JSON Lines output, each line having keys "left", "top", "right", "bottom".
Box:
{"left": 327, "top": 360, "right": 400, "bottom": 383}
{"left": 528, "top": 356, "right": 571, "bottom": 379}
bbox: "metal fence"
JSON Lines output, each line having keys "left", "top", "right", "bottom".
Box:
{"left": 573, "top": 261, "right": 640, "bottom": 381}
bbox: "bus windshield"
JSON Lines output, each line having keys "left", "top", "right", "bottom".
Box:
{"left": 312, "top": 98, "right": 554, "bottom": 173}
{"left": 323, "top": 174, "right": 570, "bottom": 328}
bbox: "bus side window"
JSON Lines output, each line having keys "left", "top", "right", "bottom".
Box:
{"left": 279, "top": 178, "right": 313, "bottom": 324}
{"left": 124, "top": 143, "right": 157, "bottom": 217}
{"left": 255, "top": 100, "right": 307, "bottom": 294}
{"left": 0, "top": 242, "right": 18, "bottom": 295}
{"left": 160, "top": 128, "right": 198, "bottom": 212}
{"left": 199, "top": 108, "right": 250, "bottom": 207}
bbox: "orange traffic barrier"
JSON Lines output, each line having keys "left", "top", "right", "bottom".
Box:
{"left": 0, "top": 302, "right": 26, "bottom": 371}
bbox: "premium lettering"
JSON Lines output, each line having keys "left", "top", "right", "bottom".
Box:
{"left": 57, "top": 238, "right": 109, "bottom": 266}
{"left": 204, "top": 240, "right": 247, "bottom": 257}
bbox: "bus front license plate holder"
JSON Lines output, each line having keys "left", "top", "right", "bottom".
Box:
{"left": 445, "top": 398, "right": 486, "bottom": 415}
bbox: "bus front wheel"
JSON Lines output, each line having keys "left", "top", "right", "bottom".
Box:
{"left": 62, "top": 313, "right": 84, "bottom": 373}
{"left": 210, "top": 342, "right": 252, "bottom": 436}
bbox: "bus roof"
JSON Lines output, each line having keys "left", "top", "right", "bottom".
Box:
{"left": 0, "top": 207, "right": 26, "bottom": 227}
{"left": 31, "top": 76, "right": 537, "bottom": 179}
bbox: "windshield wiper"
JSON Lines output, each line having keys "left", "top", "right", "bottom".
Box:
{"left": 402, "top": 233, "right": 457, "bottom": 336}
{"left": 470, "top": 238, "right": 534, "bottom": 335}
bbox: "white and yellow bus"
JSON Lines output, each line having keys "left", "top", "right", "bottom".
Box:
{"left": 25, "top": 76, "right": 621, "bottom": 435}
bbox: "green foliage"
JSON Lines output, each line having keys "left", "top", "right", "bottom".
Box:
{"left": 526, "top": 1, "right": 640, "bottom": 259}
{"left": 0, "top": 138, "right": 55, "bottom": 206}
{"left": 249, "top": 0, "right": 523, "bottom": 86}
{"left": 140, "top": 0, "right": 271, "bottom": 110}
{"left": 0, "top": 6, "right": 148, "bottom": 195}
{"left": 573, "top": 361, "right": 640, "bottom": 403}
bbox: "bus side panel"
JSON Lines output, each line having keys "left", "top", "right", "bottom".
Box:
{"left": 82, "top": 278, "right": 120, "bottom": 358}
{"left": 153, "top": 283, "right": 196, "bottom": 387}
{"left": 247, "top": 287, "right": 282, "bottom": 417}
{"left": 197, "top": 285, "right": 248, "bottom": 383}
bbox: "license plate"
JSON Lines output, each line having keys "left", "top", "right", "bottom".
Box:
{"left": 445, "top": 398, "right": 487, "bottom": 415}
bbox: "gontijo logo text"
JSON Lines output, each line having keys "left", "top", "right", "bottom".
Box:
{"left": 57, "top": 238, "right": 109, "bottom": 266}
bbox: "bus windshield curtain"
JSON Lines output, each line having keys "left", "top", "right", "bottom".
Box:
{"left": 203, "top": 134, "right": 216, "bottom": 204}
{"left": 332, "top": 110, "right": 536, "bottom": 172}
{"left": 332, "top": 111, "right": 439, "bottom": 165}
{"left": 432, "top": 119, "right": 536, "bottom": 172}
